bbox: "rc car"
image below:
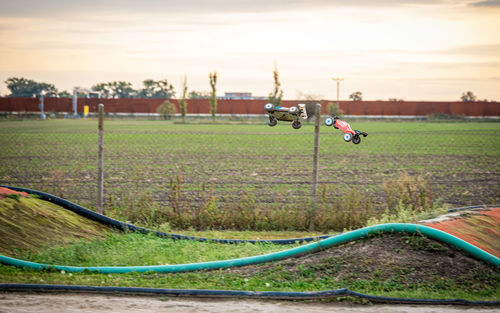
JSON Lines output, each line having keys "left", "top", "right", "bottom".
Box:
{"left": 264, "top": 103, "right": 307, "bottom": 129}
{"left": 324, "top": 116, "right": 368, "bottom": 144}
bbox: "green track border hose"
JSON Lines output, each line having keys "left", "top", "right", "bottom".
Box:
{"left": 1, "top": 223, "right": 498, "bottom": 273}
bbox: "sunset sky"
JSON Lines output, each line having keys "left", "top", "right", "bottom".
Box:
{"left": 0, "top": 0, "right": 499, "bottom": 101}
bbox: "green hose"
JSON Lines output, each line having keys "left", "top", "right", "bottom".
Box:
{"left": 1, "top": 223, "right": 498, "bottom": 273}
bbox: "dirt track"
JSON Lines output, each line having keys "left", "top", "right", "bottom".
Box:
{"left": 1, "top": 293, "right": 499, "bottom": 313}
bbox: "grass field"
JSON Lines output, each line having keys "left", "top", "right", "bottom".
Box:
{"left": 1, "top": 231, "right": 498, "bottom": 302}
{"left": 0, "top": 118, "right": 499, "bottom": 230}
{"left": 0, "top": 183, "right": 498, "bottom": 302}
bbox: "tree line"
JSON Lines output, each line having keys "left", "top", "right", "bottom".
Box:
{"left": 2, "top": 77, "right": 210, "bottom": 99}
{"left": 3, "top": 75, "right": 492, "bottom": 104}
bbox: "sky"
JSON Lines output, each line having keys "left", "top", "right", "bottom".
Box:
{"left": 0, "top": 0, "right": 499, "bottom": 101}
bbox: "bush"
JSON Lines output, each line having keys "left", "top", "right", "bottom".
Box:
{"left": 326, "top": 102, "right": 344, "bottom": 117}
{"left": 106, "top": 172, "right": 443, "bottom": 232}
{"left": 156, "top": 100, "right": 177, "bottom": 120}
{"left": 383, "top": 172, "right": 433, "bottom": 212}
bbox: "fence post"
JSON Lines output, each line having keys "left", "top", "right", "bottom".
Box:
{"left": 98, "top": 103, "right": 104, "bottom": 214}
{"left": 309, "top": 103, "right": 321, "bottom": 231}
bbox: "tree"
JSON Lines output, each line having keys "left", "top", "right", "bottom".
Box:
{"left": 92, "top": 80, "right": 176, "bottom": 99}
{"left": 179, "top": 75, "right": 188, "bottom": 122}
{"left": 268, "top": 64, "right": 283, "bottom": 107}
{"left": 461, "top": 91, "right": 477, "bottom": 102}
{"left": 209, "top": 71, "right": 217, "bottom": 120}
{"left": 349, "top": 91, "right": 363, "bottom": 101}
{"left": 57, "top": 90, "right": 72, "bottom": 98}
{"left": 91, "top": 81, "right": 136, "bottom": 98}
{"left": 109, "top": 81, "right": 136, "bottom": 98}
{"left": 5, "top": 77, "right": 58, "bottom": 97}
{"left": 92, "top": 83, "right": 113, "bottom": 98}
{"left": 138, "top": 79, "right": 175, "bottom": 98}
{"left": 189, "top": 91, "right": 210, "bottom": 99}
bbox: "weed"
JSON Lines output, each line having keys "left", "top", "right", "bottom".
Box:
{"left": 3, "top": 120, "right": 496, "bottom": 231}
{"left": 383, "top": 172, "right": 433, "bottom": 212}
{"left": 103, "top": 173, "right": 444, "bottom": 232}
{"left": 6, "top": 194, "right": 20, "bottom": 201}
{"left": 366, "top": 201, "right": 448, "bottom": 226}
{"left": 48, "top": 168, "right": 66, "bottom": 198}
{"left": 168, "top": 164, "right": 185, "bottom": 216}
{"left": 402, "top": 234, "right": 447, "bottom": 252}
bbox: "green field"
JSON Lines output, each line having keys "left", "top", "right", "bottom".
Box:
{"left": 2, "top": 230, "right": 498, "bottom": 302}
{"left": 0, "top": 119, "right": 499, "bottom": 230}
{"left": 0, "top": 173, "right": 498, "bottom": 303}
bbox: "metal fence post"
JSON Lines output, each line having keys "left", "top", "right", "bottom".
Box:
{"left": 98, "top": 104, "right": 104, "bottom": 214}
{"left": 309, "top": 103, "right": 321, "bottom": 231}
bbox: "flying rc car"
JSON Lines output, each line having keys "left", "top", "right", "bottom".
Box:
{"left": 325, "top": 116, "right": 368, "bottom": 144}
{"left": 264, "top": 103, "right": 307, "bottom": 129}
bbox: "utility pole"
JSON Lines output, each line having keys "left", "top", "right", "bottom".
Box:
{"left": 39, "top": 91, "right": 46, "bottom": 120}
{"left": 98, "top": 104, "right": 104, "bottom": 214}
{"left": 331, "top": 77, "right": 344, "bottom": 105}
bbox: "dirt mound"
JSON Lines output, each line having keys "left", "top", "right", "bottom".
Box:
{"left": 228, "top": 234, "right": 499, "bottom": 288}
{"left": 0, "top": 187, "right": 29, "bottom": 200}
{"left": 423, "top": 207, "right": 500, "bottom": 258}
{"left": 0, "top": 191, "right": 113, "bottom": 256}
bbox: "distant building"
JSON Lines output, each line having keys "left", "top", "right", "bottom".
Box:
{"left": 221, "top": 92, "right": 267, "bottom": 100}
{"left": 223, "top": 92, "right": 252, "bottom": 99}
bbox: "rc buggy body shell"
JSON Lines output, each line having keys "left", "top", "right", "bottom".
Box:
{"left": 264, "top": 103, "right": 307, "bottom": 129}
{"left": 325, "top": 116, "right": 368, "bottom": 144}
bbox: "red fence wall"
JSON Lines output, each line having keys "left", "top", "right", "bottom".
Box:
{"left": 0, "top": 97, "right": 498, "bottom": 116}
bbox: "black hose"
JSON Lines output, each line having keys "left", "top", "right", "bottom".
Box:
{"left": 2, "top": 187, "right": 498, "bottom": 305}
{"left": 3, "top": 185, "right": 497, "bottom": 245}
{"left": 0, "top": 284, "right": 498, "bottom": 305}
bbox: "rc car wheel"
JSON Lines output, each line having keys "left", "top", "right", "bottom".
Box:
{"left": 268, "top": 118, "right": 278, "bottom": 127}
{"left": 325, "top": 117, "right": 334, "bottom": 126}
{"left": 289, "top": 106, "right": 298, "bottom": 114}
{"left": 264, "top": 103, "right": 275, "bottom": 112}
{"left": 352, "top": 135, "right": 361, "bottom": 144}
{"left": 292, "top": 121, "right": 302, "bottom": 129}
{"left": 343, "top": 132, "right": 352, "bottom": 142}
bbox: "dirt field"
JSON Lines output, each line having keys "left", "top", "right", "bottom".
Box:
{"left": 1, "top": 293, "right": 499, "bottom": 313}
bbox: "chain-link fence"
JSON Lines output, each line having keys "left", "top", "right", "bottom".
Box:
{"left": 1, "top": 115, "right": 499, "bottom": 229}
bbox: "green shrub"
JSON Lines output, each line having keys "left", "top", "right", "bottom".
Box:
{"left": 326, "top": 102, "right": 344, "bottom": 117}
{"left": 156, "top": 100, "right": 177, "bottom": 120}
{"left": 383, "top": 172, "right": 433, "bottom": 212}
{"left": 105, "top": 172, "right": 442, "bottom": 232}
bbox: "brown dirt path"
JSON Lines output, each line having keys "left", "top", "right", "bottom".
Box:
{"left": 422, "top": 207, "right": 500, "bottom": 258}
{"left": 1, "top": 293, "right": 499, "bottom": 313}
{"left": 0, "top": 187, "right": 29, "bottom": 200}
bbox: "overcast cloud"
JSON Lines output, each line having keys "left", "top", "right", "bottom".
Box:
{"left": 0, "top": 0, "right": 498, "bottom": 100}
{"left": 469, "top": 0, "right": 500, "bottom": 6}
{"left": 0, "top": 0, "right": 472, "bottom": 16}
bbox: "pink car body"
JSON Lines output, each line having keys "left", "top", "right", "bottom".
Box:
{"left": 325, "top": 116, "right": 368, "bottom": 144}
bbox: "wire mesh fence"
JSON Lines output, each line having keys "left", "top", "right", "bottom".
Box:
{"left": 0, "top": 115, "right": 499, "bottom": 229}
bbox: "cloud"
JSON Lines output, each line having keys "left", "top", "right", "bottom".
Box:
{"left": 469, "top": 0, "right": 500, "bottom": 7}
{"left": 445, "top": 44, "right": 500, "bottom": 56}
{"left": 0, "top": 0, "right": 451, "bottom": 17}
